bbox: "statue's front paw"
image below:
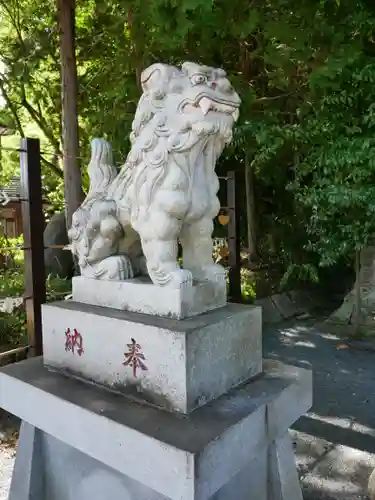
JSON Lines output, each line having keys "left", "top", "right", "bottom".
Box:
{"left": 150, "top": 267, "right": 193, "bottom": 289}
{"left": 81, "top": 255, "right": 134, "bottom": 281}
{"left": 169, "top": 269, "right": 193, "bottom": 289}
{"left": 117, "top": 254, "right": 135, "bottom": 280}
{"left": 190, "top": 264, "right": 226, "bottom": 284}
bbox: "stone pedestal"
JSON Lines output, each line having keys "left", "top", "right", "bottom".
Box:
{"left": 0, "top": 279, "right": 312, "bottom": 500}
{"left": 42, "top": 300, "right": 262, "bottom": 413}
{"left": 0, "top": 358, "right": 311, "bottom": 500}
{"left": 72, "top": 276, "right": 227, "bottom": 319}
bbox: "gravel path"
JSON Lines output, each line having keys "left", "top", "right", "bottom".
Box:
{"left": 0, "top": 414, "right": 18, "bottom": 500}
{"left": 0, "top": 448, "right": 14, "bottom": 500}
{"left": 264, "top": 319, "right": 375, "bottom": 499}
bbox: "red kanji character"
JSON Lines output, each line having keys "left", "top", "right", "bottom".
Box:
{"left": 123, "top": 338, "right": 148, "bottom": 377}
{"left": 64, "top": 328, "right": 84, "bottom": 356}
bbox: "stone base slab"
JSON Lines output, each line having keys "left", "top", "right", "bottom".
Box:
{"left": 72, "top": 276, "right": 227, "bottom": 319}
{"left": 0, "top": 357, "right": 312, "bottom": 500}
{"left": 42, "top": 300, "right": 262, "bottom": 413}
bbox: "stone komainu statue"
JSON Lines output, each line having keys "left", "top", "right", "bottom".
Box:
{"left": 68, "top": 62, "right": 241, "bottom": 288}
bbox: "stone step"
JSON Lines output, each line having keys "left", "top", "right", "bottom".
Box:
{"left": 0, "top": 357, "right": 311, "bottom": 500}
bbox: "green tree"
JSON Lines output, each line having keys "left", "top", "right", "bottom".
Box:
{"left": 2, "top": 0, "right": 375, "bottom": 310}
{"left": 290, "top": 3, "right": 375, "bottom": 330}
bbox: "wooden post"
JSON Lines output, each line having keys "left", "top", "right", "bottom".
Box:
{"left": 227, "top": 171, "right": 242, "bottom": 302}
{"left": 20, "top": 138, "right": 46, "bottom": 357}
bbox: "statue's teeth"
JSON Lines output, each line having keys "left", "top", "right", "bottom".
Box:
{"left": 199, "top": 97, "right": 212, "bottom": 115}
{"left": 197, "top": 97, "right": 237, "bottom": 116}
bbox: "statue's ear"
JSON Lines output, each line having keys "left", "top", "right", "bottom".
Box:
{"left": 141, "top": 63, "right": 179, "bottom": 94}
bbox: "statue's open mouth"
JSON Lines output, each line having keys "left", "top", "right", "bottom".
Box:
{"left": 181, "top": 95, "right": 240, "bottom": 121}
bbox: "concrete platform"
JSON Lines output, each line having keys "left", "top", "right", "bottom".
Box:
{"left": 42, "top": 301, "right": 262, "bottom": 413}
{"left": 72, "top": 276, "right": 227, "bottom": 319}
{"left": 0, "top": 357, "right": 312, "bottom": 500}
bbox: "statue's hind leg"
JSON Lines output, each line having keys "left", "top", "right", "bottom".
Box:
{"left": 137, "top": 212, "right": 193, "bottom": 289}
{"left": 180, "top": 216, "right": 226, "bottom": 285}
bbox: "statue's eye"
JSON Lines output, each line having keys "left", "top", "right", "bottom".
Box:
{"left": 191, "top": 74, "right": 207, "bottom": 85}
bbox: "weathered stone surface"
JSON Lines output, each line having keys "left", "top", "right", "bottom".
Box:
{"left": 0, "top": 357, "right": 312, "bottom": 500}
{"left": 42, "top": 301, "right": 262, "bottom": 413}
{"left": 72, "top": 275, "right": 227, "bottom": 319}
{"left": 44, "top": 212, "right": 73, "bottom": 278}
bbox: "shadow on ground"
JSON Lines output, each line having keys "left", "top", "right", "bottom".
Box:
{"left": 264, "top": 320, "right": 375, "bottom": 499}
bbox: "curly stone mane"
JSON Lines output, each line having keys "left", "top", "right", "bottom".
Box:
{"left": 108, "top": 62, "right": 237, "bottom": 224}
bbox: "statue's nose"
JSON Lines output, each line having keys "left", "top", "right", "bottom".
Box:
{"left": 217, "top": 79, "right": 232, "bottom": 93}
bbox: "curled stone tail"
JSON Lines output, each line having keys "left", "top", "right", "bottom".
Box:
{"left": 87, "top": 138, "right": 118, "bottom": 198}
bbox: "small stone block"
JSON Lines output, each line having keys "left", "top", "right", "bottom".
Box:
{"left": 286, "top": 291, "right": 306, "bottom": 315}
{"left": 72, "top": 276, "right": 227, "bottom": 319}
{"left": 42, "top": 301, "right": 262, "bottom": 413}
{"left": 271, "top": 293, "right": 298, "bottom": 319}
{"left": 255, "top": 298, "right": 283, "bottom": 324}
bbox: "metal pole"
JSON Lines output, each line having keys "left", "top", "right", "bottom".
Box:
{"left": 227, "top": 170, "right": 242, "bottom": 302}
{"left": 20, "top": 138, "right": 46, "bottom": 357}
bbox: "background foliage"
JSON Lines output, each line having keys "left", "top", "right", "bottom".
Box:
{"left": 0, "top": 237, "right": 72, "bottom": 346}
{"left": 1, "top": 0, "right": 375, "bottom": 295}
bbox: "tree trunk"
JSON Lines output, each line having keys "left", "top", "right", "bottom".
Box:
{"left": 57, "top": 0, "right": 83, "bottom": 229}
{"left": 127, "top": 6, "right": 143, "bottom": 88}
{"left": 352, "top": 249, "right": 362, "bottom": 336}
{"left": 357, "top": 241, "right": 375, "bottom": 293}
{"left": 330, "top": 241, "right": 375, "bottom": 327}
{"left": 245, "top": 153, "right": 258, "bottom": 263}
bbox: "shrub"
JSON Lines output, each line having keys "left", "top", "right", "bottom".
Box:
{"left": 0, "top": 268, "right": 72, "bottom": 348}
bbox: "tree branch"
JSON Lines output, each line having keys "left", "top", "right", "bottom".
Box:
{"left": 252, "top": 92, "right": 296, "bottom": 104}
{"left": 40, "top": 155, "right": 63, "bottom": 179}
{"left": 20, "top": 83, "right": 61, "bottom": 153}
{"left": 0, "top": 0, "right": 27, "bottom": 55}
{"left": 0, "top": 78, "right": 25, "bottom": 137}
